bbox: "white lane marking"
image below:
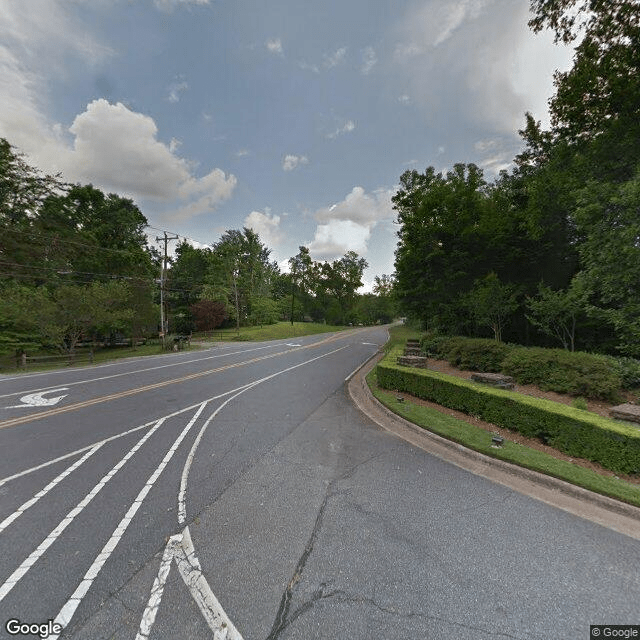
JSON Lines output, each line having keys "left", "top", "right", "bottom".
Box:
{"left": 136, "top": 528, "right": 242, "bottom": 640}
{"left": 0, "top": 344, "right": 281, "bottom": 400}
{"left": 136, "top": 533, "right": 182, "bottom": 639}
{"left": 6, "top": 388, "right": 69, "bottom": 408}
{"left": 361, "top": 342, "right": 378, "bottom": 346}
{"left": 177, "top": 385, "right": 257, "bottom": 524}
{"left": 285, "top": 343, "right": 301, "bottom": 347}
{"left": 174, "top": 527, "right": 242, "bottom": 639}
{"left": 51, "top": 403, "right": 209, "bottom": 637}
{"left": 178, "top": 344, "right": 349, "bottom": 525}
{"left": 142, "top": 344, "right": 350, "bottom": 640}
{"left": 0, "top": 381, "right": 257, "bottom": 488}
{"left": 0, "top": 413, "right": 173, "bottom": 602}
{"left": 0, "top": 444, "right": 103, "bottom": 534}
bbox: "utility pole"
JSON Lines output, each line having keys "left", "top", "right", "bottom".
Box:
{"left": 156, "top": 231, "right": 179, "bottom": 348}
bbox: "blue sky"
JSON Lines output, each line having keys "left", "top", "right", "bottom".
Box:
{"left": 0, "top": 0, "right": 573, "bottom": 289}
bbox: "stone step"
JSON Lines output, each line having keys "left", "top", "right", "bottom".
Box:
{"left": 610, "top": 403, "right": 640, "bottom": 426}
{"left": 397, "top": 355, "right": 428, "bottom": 368}
{"left": 404, "top": 348, "right": 423, "bottom": 356}
{"left": 406, "top": 339, "right": 421, "bottom": 347}
{"left": 470, "top": 372, "right": 515, "bottom": 390}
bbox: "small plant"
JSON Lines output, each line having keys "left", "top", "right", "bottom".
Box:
{"left": 571, "top": 397, "right": 589, "bottom": 411}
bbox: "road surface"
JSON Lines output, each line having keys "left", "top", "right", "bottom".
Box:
{"left": 0, "top": 327, "right": 638, "bottom": 639}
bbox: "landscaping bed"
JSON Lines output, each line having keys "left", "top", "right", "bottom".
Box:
{"left": 377, "top": 346, "right": 640, "bottom": 476}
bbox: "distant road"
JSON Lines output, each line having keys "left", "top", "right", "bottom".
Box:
{"left": 0, "top": 327, "right": 638, "bottom": 639}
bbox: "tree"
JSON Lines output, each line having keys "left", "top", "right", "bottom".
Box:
{"left": 323, "top": 251, "right": 368, "bottom": 324}
{"left": 190, "top": 300, "right": 227, "bottom": 331}
{"left": 466, "top": 273, "right": 519, "bottom": 342}
{"left": 209, "top": 228, "right": 279, "bottom": 329}
{"left": 288, "top": 246, "right": 313, "bottom": 324}
{"left": 526, "top": 279, "right": 587, "bottom": 351}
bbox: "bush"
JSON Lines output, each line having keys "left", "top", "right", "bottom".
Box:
{"left": 501, "top": 347, "right": 621, "bottom": 401}
{"left": 608, "top": 356, "right": 640, "bottom": 390}
{"left": 443, "top": 338, "right": 512, "bottom": 372}
{"left": 377, "top": 357, "right": 640, "bottom": 475}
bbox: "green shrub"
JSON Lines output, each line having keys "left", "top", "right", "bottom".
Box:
{"left": 419, "top": 335, "right": 511, "bottom": 372}
{"left": 419, "top": 334, "right": 455, "bottom": 358}
{"left": 608, "top": 356, "right": 640, "bottom": 390}
{"left": 501, "top": 347, "right": 621, "bottom": 402}
{"left": 442, "top": 338, "right": 512, "bottom": 372}
{"left": 376, "top": 359, "right": 640, "bottom": 475}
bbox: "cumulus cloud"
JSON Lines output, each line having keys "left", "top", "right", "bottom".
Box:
{"left": 307, "top": 187, "right": 394, "bottom": 260}
{"left": 62, "top": 100, "right": 236, "bottom": 219}
{"left": 0, "top": 1, "right": 234, "bottom": 223}
{"left": 266, "top": 38, "right": 284, "bottom": 55}
{"left": 308, "top": 220, "right": 371, "bottom": 259}
{"left": 0, "top": 0, "right": 111, "bottom": 169}
{"left": 282, "top": 154, "right": 309, "bottom": 171}
{"left": 361, "top": 47, "right": 377, "bottom": 75}
{"left": 244, "top": 209, "right": 282, "bottom": 247}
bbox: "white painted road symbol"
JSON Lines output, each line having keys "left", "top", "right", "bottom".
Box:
{"left": 6, "top": 388, "right": 69, "bottom": 409}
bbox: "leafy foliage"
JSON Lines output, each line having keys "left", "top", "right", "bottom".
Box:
{"left": 377, "top": 356, "right": 640, "bottom": 474}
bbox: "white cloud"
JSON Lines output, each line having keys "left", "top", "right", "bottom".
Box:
{"left": 52, "top": 99, "right": 234, "bottom": 221}
{"left": 153, "top": 0, "right": 210, "bottom": 11}
{"left": 324, "top": 47, "right": 347, "bottom": 69}
{"left": 282, "top": 154, "right": 309, "bottom": 171}
{"left": 266, "top": 38, "right": 284, "bottom": 55}
{"left": 167, "top": 78, "right": 188, "bottom": 103}
{"left": 299, "top": 46, "right": 347, "bottom": 74}
{"left": 398, "top": 94, "right": 411, "bottom": 104}
{"left": 307, "top": 187, "right": 395, "bottom": 260}
{"left": 298, "top": 61, "right": 320, "bottom": 74}
{"left": 244, "top": 210, "right": 282, "bottom": 247}
{"left": 393, "top": 0, "right": 574, "bottom": 134}
{"left": 474, "top": 138, "right": 498, "bottom": 153}
{"left": 308, "top": 220, "right": 371, "bottom": 259}
{"left": 235, "top": 149, "right": 251, "bottom": 158}
{"left": 361, "top": 47, "right": 378, "bottom": 75}
{"left": 326, "top": 120, "right": 355, "bottom": 139}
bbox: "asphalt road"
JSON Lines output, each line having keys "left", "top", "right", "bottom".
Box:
{"left": 0, "top": 326, "right": 638, "bottom": 640}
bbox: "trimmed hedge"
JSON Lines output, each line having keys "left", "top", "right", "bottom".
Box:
{"left": 419, "top": 334, "right": 626, "bottom": 401}
{"left": 377, "top": 354, "right": 640, "bottom": 475}
{"left": 501, "top": 347, "right": 621, "bottom": 402}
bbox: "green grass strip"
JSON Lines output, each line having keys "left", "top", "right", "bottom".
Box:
{"left": 367, "top": 368, "right": 640, "bottom": 508}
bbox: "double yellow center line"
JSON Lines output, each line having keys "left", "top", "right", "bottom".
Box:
{"left": 0, "top": 329, "right": 367, "bottom": 430}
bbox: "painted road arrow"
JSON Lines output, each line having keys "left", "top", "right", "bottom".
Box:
{"left": 6, "top": 388, "right": 69, "bottom": 409}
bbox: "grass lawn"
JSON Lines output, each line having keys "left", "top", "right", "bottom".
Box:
{"left": 193, "top": 321, "right": 348, "bottom": 342}
{"left": 369, "top": 326, "right": 640, "bottom": 508}
{"left": 0, "top": 322, "right": 351, "bottom": 374}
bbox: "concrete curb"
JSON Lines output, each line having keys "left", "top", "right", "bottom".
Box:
{"left": 347, "top": 351, "right": 640, "bottom": 541}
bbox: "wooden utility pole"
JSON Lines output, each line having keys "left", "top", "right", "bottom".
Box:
{"left": 156, "top": 231, "right": 179, "bottom": 348}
